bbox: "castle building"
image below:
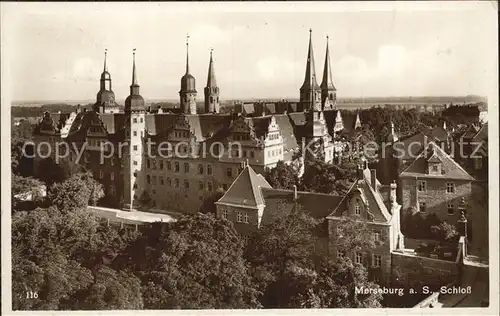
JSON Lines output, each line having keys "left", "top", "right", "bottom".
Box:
{"left": 216, "top": 163, "right": 405, "bottom": 284}
{"left": 32, "top": 31, "right": 347, "bottom": 214}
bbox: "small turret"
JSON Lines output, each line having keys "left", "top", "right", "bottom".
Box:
{"left": 204, "top": 49, "right": 220, "bottom": 113}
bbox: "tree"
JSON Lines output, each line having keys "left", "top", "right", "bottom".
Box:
{"left": 265, "top": 161, "right": 300, "bottom": 190}
{"left": 48, "top": 172, "right": 104, "bottom": 212}
{"left": 118, "top": 213, "right": 260, "bottom": 309}
{"left": 244, "top": 202, "right": 322, "bottom": 307}
{"left": 199, "top": 188, "right": 224, "bottom": 215}
{"left": 314, "top": 257, "right": 382, "bottom": 308}
{"left": 12, "top": 175, "right": 47, "bottom": 212}
{"left": 12, "top": 200, "right": 142, "bottom": 310}
{"left": 300, "top": 159, "right": 353, "bottom": 195}
{"left": 431, "top": 222, "right": 458, "bottom": 243}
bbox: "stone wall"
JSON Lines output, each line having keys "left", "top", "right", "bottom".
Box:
{"left": 391, "top": 251, "right": 459, "bottom": 289}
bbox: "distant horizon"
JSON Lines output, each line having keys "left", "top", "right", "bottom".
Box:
{"left": 11, "top": 94, "right": 488, "bottom": 106}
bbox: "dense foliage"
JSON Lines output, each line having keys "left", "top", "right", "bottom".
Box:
{"left": 12, "top": 170, "right": 382, "bottom": 310}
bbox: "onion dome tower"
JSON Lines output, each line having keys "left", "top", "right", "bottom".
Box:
{"left": 179, "top": 35, "right": 197, "bottom": 115}
{"left": 125, "top": 49, "right": 145, "bottom": 114}
{"left": 204, "top": 49, "right": 220, "bottom": 113}
{"left": 94, "top": 49, "right": 118, "bottom": 113}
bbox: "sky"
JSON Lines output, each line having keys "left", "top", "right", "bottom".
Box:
{"left": 2, "top": 1, "right": 498, "bottom": 102}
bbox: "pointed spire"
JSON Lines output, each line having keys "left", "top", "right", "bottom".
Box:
{"left": 130, "top": 49, "right": 140, "bottom": 96}
{"left": 132, "top": 48, "right": 138, "bottom": 86}
{"left": 301, "top": 29, "right": 319, "bottom": 90}
{"left": 321, "top": 35, "right": 335, "bottom": 90}
{"left": 185, "top": 34, "right": 190, "bottom": 74}
{"left": 206, "top": 48, "right": 217, "bottom": 87}
{"left": 103, "top": 49, "right": 108, "bottom": 72}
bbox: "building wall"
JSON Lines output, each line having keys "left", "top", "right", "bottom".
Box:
{"left": 327, "top": 218, "right": 393, "bottom": 284}
{"left": 391, "top": 252, "right": 459, "bottom": 288}
{"left": 400, "top": 177, "right": 472, "bottom": 225}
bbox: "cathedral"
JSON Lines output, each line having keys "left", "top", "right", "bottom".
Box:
{"left": 33, "top": 30, "right": 347, "bottom": 213}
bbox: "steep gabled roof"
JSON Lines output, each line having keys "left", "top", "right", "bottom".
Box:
{"left": 217, "top": 165, "right": 272, "bottom": 208}
{"left": 400, "top": 142, "right": 475, "bottom": 180}
{"left": 327, "top": 175, "right": 391, "bottom": 223}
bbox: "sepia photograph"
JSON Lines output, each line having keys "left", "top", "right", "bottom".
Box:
{"left": 1, "top": 1, "right": 498, "bottom": 314}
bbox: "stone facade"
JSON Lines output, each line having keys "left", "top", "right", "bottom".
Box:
{"left": 32, "top": 33, "right": 344, "bottom": 215}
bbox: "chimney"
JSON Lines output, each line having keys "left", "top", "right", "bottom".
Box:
{"left": 76, "top": 104, "right": 81, "bottom": 113}
{"left": 370, "top": 169, "right": 377, "bottom": 191}
{"left": 293, "top": 185, "right": 298, "bottom": 200}
{"left": 356, "top": 164, "right": 363, "bottom": 178}
{"left": 390, "top": 180, "right": 397, "bottom": 204}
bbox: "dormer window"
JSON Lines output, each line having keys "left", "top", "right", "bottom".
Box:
{"left": 354, "top": 198, "right": 361, "bottom": 215}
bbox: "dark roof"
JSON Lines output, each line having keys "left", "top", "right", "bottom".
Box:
{"left": 274, "top": 114, "right": 300, "bottom": 154}
{"left": 400, "top": 142, "right": 474, "bottom": 181}
{"left": 328, "top": 170, "right": 391, "bottom": 223}
{"left": 260, "top": 188, "right": 344, "bottom": 223}
{"left": 217, "top": 166, "right": 271, "bottom": 207}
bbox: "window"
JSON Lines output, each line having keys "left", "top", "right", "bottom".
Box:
{"left": 175, "top": 162, "right": 180, "bottom": 172}
{"left": 146, "top": 175, "right": 151, "bottom": 184}
{"left": 417, "top": 180, "right": 426, "bottom": 192}
{"left": 99, "top": 170, "right": 104, "bottom": 179}
{"left": 207, "top": 164, "right": 212, "bottom": 175}
{"left": 174, "top": 179, "right": 179, "bottom": 188}
{"left": 146, "top": 159, "right": 150, "bottom": 169}
{"left": 152, "top": 189, "right": 156, "bottom": 195}
{"left": 227, "top": 168, "right": 233, "bottom": 177}
{"left": 110, "top": 172, "right": 114, "bottom": 181}
{"left": 133, "top": 160, "right": 138, "bottom": 166}
{"left": 133, "top": 118, "right": 137, "bottom": 123}
{"left": 250, "top": 151, "right": 255, "bottom": 158}
{"left": 133, "top": 183, "right": 137, "bottom": 189}
{"left": 133, "top": 145, "right": 138, "bottom": 151}
{"left": 184, "top": 180, "right": 189, "bottom": 189}
{"left": 474, "top": 157, "right": 483, "bottom": 170}
{"left": 160, "top": 176, "right": 164, "bottom": 185}
{"left": 199, "top": 181, "right": 204, "bottom": 190}
{"left": 207, "top": 181, "right": 213, "bottom": 192}
{"left": 447, "top": 203, "right": 454, "bottom": 215}
{"left": 419, "top": 202, "right": 426, "bottom": 213}
{"left": 133, "top": 131, "right": 137, "bottom": 136}
{"left": 184, "top": 163, "right": 190, "bottom": 173}
{"left": 110, "top": 186, "right": 115, "bottom": 195}
{"left": 355, "top": 203, "right": 361, "bottom": 215}
{"left": 446, "top": 182, "right": 455, "bottom": 193}
{"left": 152, "top": 160, "right": 156, "bottom": 169}
{"left": 432, "top": 165, "right": 439, "bottom": 172}
{"left": 222, "top": 208, "right": 228, "bottom": 219}
{"left": 355, "top": 252, "right": 363, "bottom": 264}
{"left": 236, "top": 212, "right": 243, "bottom": 223}
{"left": 198, "top": 164, "right": 203, "bottom": 174}
{"left": 167, "top": 178, "right": 171, "bottom": 187}
{"left": 152, "top": 176, "right": 157, "bottom": 185}
{"left": 167, "top": 161, "right": 171, "bottom": 171}
{"left": 244, "top": 213, "right": 249, "bottom": 224}
{"left": 159, "top": 161, "right": 163, "bottom": 170}
{"left": 243, "top": 150, "right": 247, "bottom": 158}
{"left": 373, "top": 231, "right": 381, "bottom": 242}
{"left": 372, "top": 255, "right": 382, "bottom": 268}
{"left": 140, "top": 118, "right": 143, "bottom": 123}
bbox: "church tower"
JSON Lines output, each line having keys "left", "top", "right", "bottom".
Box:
{"left": 123, "top": 49, "right": 146, "bottom": 210}
{"left": 180, "top": 35, "right": 197, "bottom": 115}
{"left": 299, "top": 29, "right": 321, "bottom": 112}
{"left": 204, "top": 49, "right": 220, "bottom": 113}
{"left": 94, "top": 49, "right": 118, "bottom": 113}
{"left": 320, "top": 36, "right": 337, "bottom": 110}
